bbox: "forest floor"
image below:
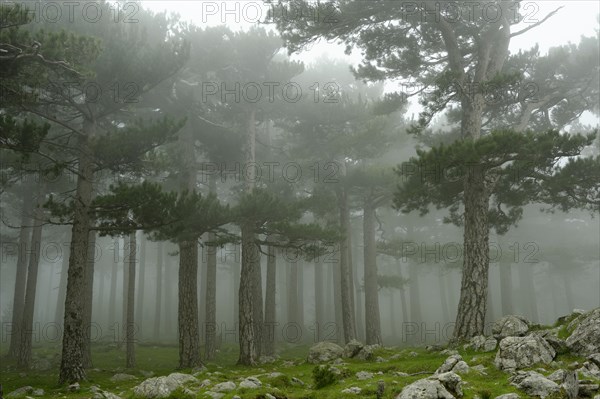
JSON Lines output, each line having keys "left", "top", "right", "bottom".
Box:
{"left": 1, "top": 335, "right": 597, "bottom": 399}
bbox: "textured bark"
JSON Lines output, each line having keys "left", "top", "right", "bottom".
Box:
{"left": 204, "top": 233, "right": 217, "bottom": 360}
{"left": 154, "top": 241, "right": 163, "bottom": 341}
{"left": 178, "top": 240, "right": 202, "bottom": 368}
{"left": 17, "top": 186, "right": 45, "bottom": 368}
{"left": 453, "top": 164, "right": 490, "bottom": 340}
{"left": 252, "top": 245, "right": 263, "bottom": 357}
{"left": 332, "top": 253, "right": 343, "bottom": 343}
{"left": 59, "top": 124, "right": 94, "bottom": 384}
{"left": 499, "top": 261, "right": 513, "bottom": 316}
{"left": 108, "top": 239, "right": 118, "bottom": 327}
{"left": 9, "top": 194, "right": 32, "bottom": 358}
{"left": 135, "top": 233, "right": 146, "bottom": 339}
{"left": 263, "top": 245, "right": 276, "bottom": 356}
{"left": 126, "top": 231, "right": 136, "bottom": 368}
{"left": 363, "top": 202, "right": 382, "bottom": 345}
{"left": 238, "top": 223, "right": 257, "bottom": 365}
{"left": 82, "top": 230, "right": 96, "bottom": 368}
{"left": 337, "top": 181, "right": 356, "bottom": 343}
{"left": 54, "top": 241, "right": 69, "bottom": 327}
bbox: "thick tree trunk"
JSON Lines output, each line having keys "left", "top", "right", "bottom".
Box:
{"left": 9, "top": 194, "right": 32, "bottom": 358}
{"left": 154, "top": 241, "right": 163, "bottom": 341}
{"left": 136, "top": 232, "right": 146, "bottom": 340}
{"left": 238, "top": 224, "right": 257, "bottom": 365}
{"left": 453, "top": 165, "right": 490, "bottom": 340}
{"left": 59, "top": 123, "right": 94, "bottom": 384}
{"left": 178, "top": 240, "right": 202, "bottom": 368}
{"left": 252, "top": 245, "right": 263, "bottom": 358}
{"left": 204, "top": 232, "right": 217, "bottom": 360}
{"left": 338, "top": 186, "right": 356, "bottom": 343}
{"left": 17, "top": 186, "right": 45, "bottom": 368}
{"left": 499, "top": 261, "right": 513, "bottom": 316}
{"left": 363, "top": 202, "right": 382, "bottom": 345}
{"left": 108, "top": 239, "right": 118, "bottom": 328}
{"left": 54, "top": 240, "right": 69, "bottom": 327}
{"left": 263, "top": 245, "right": 276, "bottom": 356}
{"left": 126, "top": 232, "right": 136, "bottom": 368}
{"left": 82, "top": 230, "right": 96, "bottom": 368}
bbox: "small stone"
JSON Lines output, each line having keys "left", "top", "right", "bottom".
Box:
{"left": 110, "top": 373, "right": 137, "bottom": 382}
{"left": 341, "top": 386, "right": 361, "bottom": 394}
{"left": 213, "top": 381, "right": 236, "bottom": 392}
{"left": 356, "top": 371, "right": 373, "bottom": 380}
{"left": 68, "top": 383, "right": 80, "bottom": 392}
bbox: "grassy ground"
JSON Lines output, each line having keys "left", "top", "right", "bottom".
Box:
{"left": 1, "top": 338, "right": 597, "bottom": 399}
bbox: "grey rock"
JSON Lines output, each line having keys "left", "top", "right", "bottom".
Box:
{"left": 356, "top": 344, "right": 380, "bottom": 360}
{"left": 342, "top": 386, "right": 362, "bottom": 394}
{"left": 547, "top": 369, "right": 567, "bottom": 382}
{"left": 561, "top": 370, "right": 578, "bottom": 399}
{"left": 343, "top": 339, "right": 364, "bottom": 358}
{"left": 93, "top": 391, "right": 122, "bottom": 399}
{"left": 493, "top": 394, "right": 519, "bottom": 399}
{"left": 566, "top": 308, "right": 600, "bottom": 356}
{"left": 204, "top": 392, "right": 224, "bottom": 399}
{"left": 239, "top": 377, "right": 261, "bottom": 389}
{"left": 495, "top": 334, "right": 556, "bottom": 371}
{"left": 441, "top": 349, "right": 459, "bottom": 356}
{"left": 356, "top": 371, "right": 373, "bottom": 380}
{"left": 509, "top": 371, "right": 560, "bottom": 398}
{"left": 307, "top": 341, "right": 344, "bottom": 363}
{"left": 68, "top": 382, "right": 80, "bottom": 392}
{"left": 31, "top": 389, "right": 44, "bottom": 396}
{"left": 396, "top": 372, "right": 463, "bottom": 399}
{"left": 7, "top": 386, "right": 34, "bottom": 398}
{"left": 132, "top": 372, "right": 198, "bottom": 398}
{"left": 291, "top": 377, "right": 305, "bottom": 386}
{"left": 436, "top": 354, "right": 469, "bottom": 375}
{"left": 492, "top": 315, "right": 529, "bottom": 338}
{"left": 580, "top": 384, "right": 600, "bottom": 396}
{"left": 467, "top": 336, "right": 497, "bottom": 352}
{"left": 212, "top": 381, "right": 236, "bottom": 392}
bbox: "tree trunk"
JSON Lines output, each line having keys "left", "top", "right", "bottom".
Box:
{"left": 59, "top": 122, "right": 94, "bottom": 384}
{"left": 397, "top": 260, "right": 408, "bottom": 326}
{"left": 126, "top": 231, "right": 136, "bottom": 368}
{"left": 204, "top": 232, "right": 217, "bottom": 360}
{"left": 314, "top": 261, "right": 325, "bottom": 341}
{"left": 519, "top": 264, "right": 539, "bottom": 322}
{"left": 17, "top": 186, "right": 45, "bottom": 368}
{"left": 54, "top": 239, "right": 69, "bottom": 327}
{"left": 338, "top": 185, "right": 356, "bottom": 343}
{"left": 363, "top": 201, "right": 382, "bottom": 345}
{"left": 164, "top": 250, "right": 175, "bottom": 338}
{"left": 453, "top": 164, "right": 490, "bottom": 340}
{"left": 252, "top": 244, "right": 263, "bottom": 358}
{"left": 178, "top": 240, "right": 202, "bottom": 368}
{"left": 297, "top": 260, "right": 304, "bottom": 330}
{"left": 263, "top": 245, "right": 276, "bottom": 356}
{"left": 9, "top": 194, "right": 32, "bottom": 359}
{"left": 136, "top": 232, "right": 146, "bottom": 340}
{"left": 332, "top": 252, "right": 343, "bottom": 343}
{"left": 82, "top": 230, "right": 96, "bottom": 368}
{"left": 499, "top": 261, "right": 513, "bottom": 316}
{"left": 108, "top": 239, "right": 118, "bottom": 328}
{"left": 238, "top": 224, "right": 257, "bottom": 365}
{"left": 154, "top": 241, "right": 163, "bottom": 341}
{"left": 438, "top": 266, "right": 450, "bottom": 324}
{"left": 408, "top": 262, "right": 422, "bottom": 325}
{"left": 288, "top": 261, "right": 298, "bottom": 325}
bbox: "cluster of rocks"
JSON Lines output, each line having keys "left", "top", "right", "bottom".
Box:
{"left": 306, "top": 338, "right": 380, "bottom": 364}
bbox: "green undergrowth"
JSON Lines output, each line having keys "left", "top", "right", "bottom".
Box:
{"left": 0, "top": 338, "right": 597, "bottom": 399}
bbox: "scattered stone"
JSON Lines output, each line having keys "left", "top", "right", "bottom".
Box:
{"left": 492, "top": 315, "right": 529, "bottom": 338}
{"left": 212, "top": 381, "right": 236, "bottom": 393}
{"left": 566, "top": 308, "right": 600, "bottom": 356}
{"left": 493, "top": 394, "right": 519, "bottom": 399}
{"left": 239, "top": 377, "right": 261, "bottom": 389}
{"left": 259, "top": 355, "right": 278, "bottom": 364}
{"left": 376, "top": 356, "right": 387, "bottom": 363}
{"left": 441, "top": 349, "right": 459, "bottom": 356}
{"left": 395, "top": 372, "right": 463, "bottom": 399}
{"left": 93, "top": 391, "right": 122, "bottom": 399}
{"left": 110, "top": 373, "right": 137, "bottom": 382}
{"left": 7, "top": 386, "right": 34, "bottom": 398}
{"left": 31, "top": 389, "right": 44, "bottom": 396}
{"left": 132, "top": 372, "right": 198, "bottom": 398}
{"left": 580, "top": 383, "right": 600, "bottom": 397}
{"left": 409, "top": 351, "right": 419, "bottom": 357}
{"left": 495, "top": 334, "right": 556, "bottom": 371}
{"left": 269, "top": 372, "right": 284, "bottom": 378}
{"left": 356, "top": 371, "right": 373, "bottom": 380}
{"left": 68, "top": 383, "right": 80, "bottom": 392}
{"left": 307, "top": 341, "right": 345, "bottom": 363}
{"left": 342, "top": 386, "right": 362, "bottom": 394}
{"left": 390, "top": 353, "right": 402, "bottom": 360}
{"left": 509, "top": 371, "right": 560, "bottom": 398}
{"left": 466, "top": 335, "right": 497, "bottom": 352}
{"left": 343, "top": 339, "right": 364, "bottom": 358}
{"left": 282, "top": 360, "right": 295, "bottom": 367}
{"left": 356, "top": 344, "right": 380, "bottom": 361}
{"left": 547, "top": 369, "right": 567, "bottom": 382}
{"left": 561, "top": 370, "right": 578, "bottom": 399}
{"left": 436, "top": 354, "right": 469, "bottom": 375}
{"left": 578, "top": 360, "right": 600, "bottom": 379}
{"left": 265, "top": 394, "right": 276, "bottom": 399}
{"left": 291, "top": 377, "right": 305, "bottom": 386}
{"left": 204, "top": 392, "right": 224, "bottom": 399}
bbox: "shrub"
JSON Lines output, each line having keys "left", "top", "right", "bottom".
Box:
{"left": 312, "top": 365, "right": 337, "bottom": 389}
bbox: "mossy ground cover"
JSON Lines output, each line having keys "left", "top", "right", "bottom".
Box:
{"left": 0, "top": 339, "right": 596, "bottom": 398}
